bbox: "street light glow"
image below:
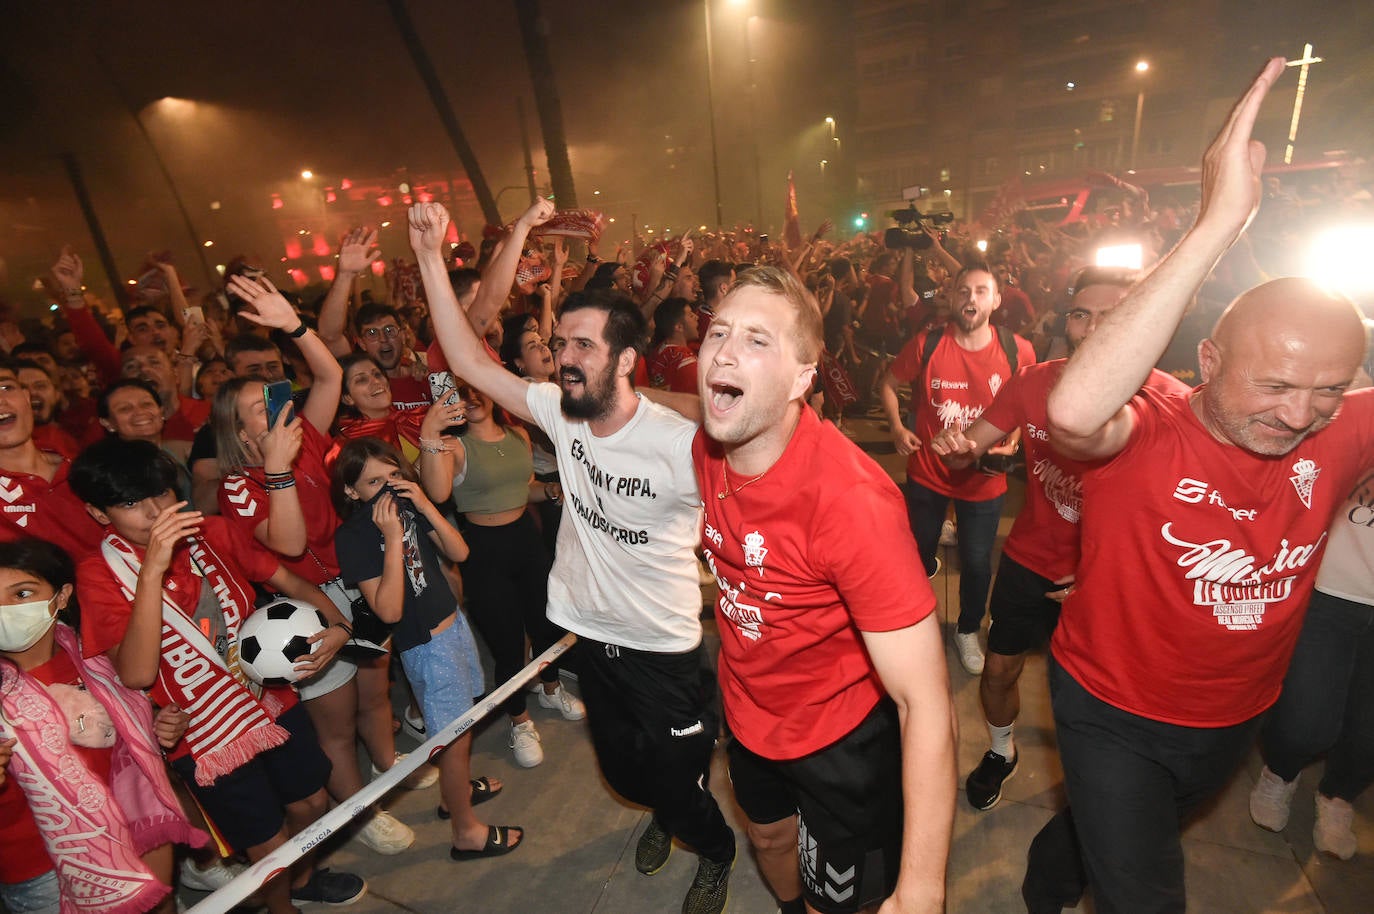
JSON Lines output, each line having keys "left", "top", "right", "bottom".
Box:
{"left": 1135, "top": 60, "right": 1150, "bottom": 73}
{"left": 824, "top": 116, "right": 834, "bottom": 125}
{"left": 300, "top": 169, "right": 314, "bottom": 180}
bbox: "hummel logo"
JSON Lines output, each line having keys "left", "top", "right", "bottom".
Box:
{"left": 669, "top": 721, "right": 704, "bottom": 738}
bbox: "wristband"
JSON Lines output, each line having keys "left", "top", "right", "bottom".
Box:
{"left": 419, "top": 437, "right": 447, "bottom": 454}
{"left": 331, "top": 621, "right": 353, "bottom": 638}
{"left": 286, "top": 323, "right": 308, "bottom": 339}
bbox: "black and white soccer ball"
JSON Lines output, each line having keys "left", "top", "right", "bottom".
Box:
{"left": 237, "top": 599, "right": 327, "bottom": 686}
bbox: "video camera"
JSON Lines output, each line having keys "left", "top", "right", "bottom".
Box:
{"left": 884, "top": 204, "right": 955, "bottom": 251}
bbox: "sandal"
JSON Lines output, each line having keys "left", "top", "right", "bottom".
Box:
{"left": 449, "top": 825, "right": 523, "bottom": 860}
{"left": 438, "top": 777, "right": 503, "bottom": 818}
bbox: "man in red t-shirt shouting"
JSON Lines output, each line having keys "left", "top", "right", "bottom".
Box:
{"left": 696, "top": 266, "right": 955, "bottom": 914}
{"left": 1025, "top": 59, "right": 1374, "bottom": 913}
{"left": 880, "top": 263, "right": 1036, "bottom": 676}
{"left": 930, "top": 267, "right": 1189, "bottom": 817}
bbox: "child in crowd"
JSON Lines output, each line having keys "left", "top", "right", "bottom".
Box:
{"left": 0, "top": 537, "right": 204, "bottom": 914}
{"left": 333, "top": 437, "right": 523, "bottom": 860}
{"left": 68, "top": 438, "right": 366, "bottom": 914}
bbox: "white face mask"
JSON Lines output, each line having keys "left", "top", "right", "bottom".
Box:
{"left": 0, "top": 594, "right": 60, "bottom": 653}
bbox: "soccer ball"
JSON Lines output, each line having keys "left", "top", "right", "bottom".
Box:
{"left": 237, "top": 599, "right": 328, "bottom": 686}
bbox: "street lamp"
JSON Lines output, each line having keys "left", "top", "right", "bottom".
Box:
{"left": 1130, "top": 59, "right": 1150, "bottom": 171}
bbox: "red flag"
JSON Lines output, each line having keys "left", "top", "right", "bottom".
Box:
{"left": 783, "top": 170, "right": 802, "bottom": 249}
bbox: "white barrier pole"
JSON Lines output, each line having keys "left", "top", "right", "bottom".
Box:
{"left": 187, "top": 633, "right": 577, "bottom": 914}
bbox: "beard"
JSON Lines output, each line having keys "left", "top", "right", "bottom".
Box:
{"left": 559, "top": 362, "right": 617, "bottom": 421}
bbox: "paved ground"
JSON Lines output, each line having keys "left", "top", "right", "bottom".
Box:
{"left": 178, "top": 413, "right": 1374, "bottom": 914}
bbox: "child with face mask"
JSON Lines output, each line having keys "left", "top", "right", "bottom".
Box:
{"left": 0, "top": 537, "right": 206, "bottom": 914}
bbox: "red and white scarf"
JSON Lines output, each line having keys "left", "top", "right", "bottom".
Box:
{"left": 99, "top": 532, "right": 287, "bottom": 785}
{"left": 0, "top": 625, "right": 208, "bottom": 914}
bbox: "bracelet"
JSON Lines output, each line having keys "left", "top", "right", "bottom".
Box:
{"left": 331, "top": 621, "right": 353, "bottom": 637}
{"left": 264, "top": 476, "right": 296, "bottom": 491}
{"left": 286, "top": 323, "right": 308, "bottom": 339}
{"left": 418, "top": 437, "right": 447, "bottom": 454}
{"left": 175, "top": 352, "right": 197, "bottom": 363}
{"left": 264, "top": 470, "right": 294, "bottom": 481}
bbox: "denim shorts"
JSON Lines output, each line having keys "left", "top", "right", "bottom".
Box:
{"left": 0, "top": 869, "right": 59, "bottom": 914}
{"left": 400, "top": 612, "right": 486, "bottom": 736}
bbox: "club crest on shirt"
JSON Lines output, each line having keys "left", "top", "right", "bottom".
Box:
{"left": 743, "top": 530, "right": 768, "bottom": 575}
{"left": 1289, "top": 458, "right": 1320, "bottom": 509}
{"left": 989, "top": 372, "right": 1004, "bottom": 396}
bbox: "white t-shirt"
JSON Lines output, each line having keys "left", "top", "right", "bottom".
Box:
{"left": 526, "top": 382, "right": 703, "bottom": 652}
{"left": 1314, "top": 467, "right": 1374, "bottom": 606}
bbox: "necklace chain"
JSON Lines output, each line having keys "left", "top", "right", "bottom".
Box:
{"left": 718, "top": 462, "right": 769, "bottom": 500}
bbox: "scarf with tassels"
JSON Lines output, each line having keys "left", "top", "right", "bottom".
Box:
{"left": 0, "top": 625, "right": 208, "bottom": 914}
{"left": 99, "top": 532, "right": 287, "bottom": 785}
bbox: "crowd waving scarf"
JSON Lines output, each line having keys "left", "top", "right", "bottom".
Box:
{"left": 99, "top": 533, "right": 287, "bottom": 785}
{"left": 0, "top": 625, "right": 208, "bottom": 914}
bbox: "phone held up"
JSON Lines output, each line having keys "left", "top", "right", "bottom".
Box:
{"left": 264, "top": 380, "right": 294, "bottom": 427}
{"left": 427, "top": 371, "right": 469, "bottom": 437}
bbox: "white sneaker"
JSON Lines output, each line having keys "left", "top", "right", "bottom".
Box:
{"left": 939, "top": 519, "right": 957, "bottom": 546}
{"left": 954, "top": 631, "right": 985, "bottom": 675}
{"left": 354, "top": 809, "right": 415, "bottom": 855}
{"left": 179, "top": 857, "right": 247, "bottom": 892}
{"left": 1249, "top": 765, "right": 1298, "bottom": 832}
{"left": 536, "top": 682, "right": 587, "bottom": 721}
{"left": 371, "top": 752, "right": 439, "bottom": 790}
{"left": 1314, "top": 793, "right": 1358, "bottom": 859}
{"left": 510, "top": 719, "right": 544, "bottom": 767}
{"left": 401, "top": 705, "right": 426, "bottom": 740}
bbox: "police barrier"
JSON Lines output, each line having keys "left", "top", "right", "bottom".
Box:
{"left": 187, "top": 633, "right": 578, "bottom": 914}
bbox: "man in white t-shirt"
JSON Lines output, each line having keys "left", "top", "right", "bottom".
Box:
{"left": 410, "top": 201, "right": 737, "bottom": 914}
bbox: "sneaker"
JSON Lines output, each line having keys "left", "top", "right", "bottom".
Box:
{"left": 635, "top": 818, "right": 672, "bottom": 875}
{"left": 510, "top": 719, "right": 544, "bottom": 768}
{"left": 353, "top": 810, "right": 415, "bottom": 855}
{"left": 966, "top": 749, "right": 1018, "bottom": 811}
{"left": 179, "top": 857, "right": 246, "bottom": 892}
{"left": 371, "top": 752, "right": 439, "bottom": 790}
{"left": 682, "top": 850, "right": 734, "bottom": 914}
{"left": 536, "top": 682, "right": 587, "bottom": 721}
{"left": 927, "top": 555, "right": 943, "bottom": 580}
{"left": 939, "top": 519, "right": 957, "bottom": 546}
{"left": 1314, "top": 793, "right": 1358, "bottom": 859}
{"left": 290, "top": 868, "right": 367, "bottom": 906}
{"left": 954, "top": 631, "right": 985, "bottom": 675}
{"left": 401, "top": 705, "right": 426, "bottom": 740}
{"left": 1249, "top": 765, "right": 1298, "bottom": 832}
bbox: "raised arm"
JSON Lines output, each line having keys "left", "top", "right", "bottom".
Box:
{"left": 227, "top": 274, "right": 343, "bottom": 434}
{"left": 1046, "top": 58, "right": 1285, "bottom": 461}
{"left": 864, "top": 616, "right": 956, "bottom": 914}
{"left": 317, "top": 227, "right": 381, "bottom": 358}
{"left": 44, "top": 247, "right": 122, "bottom": 385}
{"left": 467, "top": 201, "right": 553, "bottom": 337}
{"left": 409, "top": 201, "right": 547, "bottom": 423}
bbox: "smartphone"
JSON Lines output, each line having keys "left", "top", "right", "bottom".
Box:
{"left": 182, "top": 306, "right": 205, "bottom": 325}
{"left": 264, "top": 380, "right": 294, "bottom": 427}
{"left": 427, "top": 371, "right": 468, "bottom": 437}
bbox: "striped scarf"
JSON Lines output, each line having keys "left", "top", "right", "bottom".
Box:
{"left": 99, "top": 533, "right": 287, "bottom": 785}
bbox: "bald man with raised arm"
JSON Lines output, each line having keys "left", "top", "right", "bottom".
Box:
{"left": 1022, "top": 59, "right": 1374, "bottom": 914}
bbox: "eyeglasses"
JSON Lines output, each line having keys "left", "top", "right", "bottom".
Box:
{"left": 361, "top": 325, "right": 401, "bottom": 340}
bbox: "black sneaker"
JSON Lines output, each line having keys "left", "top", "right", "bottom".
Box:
{"left": 290, "top": 868, "right": 367, "bottom": 906}
{"left": 966, "top": 749, "right": 1018, "bottom": 811}
{"left": 682, "top": 849, "right": 734, "bottom": 914}
{"left": 635, "top": 818, "right": 672, "bottom": 875}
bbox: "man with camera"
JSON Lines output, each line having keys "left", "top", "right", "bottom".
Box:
{"left": 879, "top": 261, "right": 1036, "bottom": 676}
{"left": 927, "top": 267, "right": 1189, "bottom": 815}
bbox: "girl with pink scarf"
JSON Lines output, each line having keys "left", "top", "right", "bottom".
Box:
{"left": 0, "top": 538, "right": 206, "bottom": 914}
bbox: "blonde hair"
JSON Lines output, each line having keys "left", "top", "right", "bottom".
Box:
{"left": 727, "top": 266, "right": 823, "bottom": 364}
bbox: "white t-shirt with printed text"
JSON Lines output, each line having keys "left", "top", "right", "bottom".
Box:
{"left": 526, "top": 382, "right": 703, "bottom": 652}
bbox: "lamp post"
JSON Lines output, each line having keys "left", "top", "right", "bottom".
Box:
{"left": 703, "top": 0, "right": 725, "bottom": 228}
{"left": 745, "top": 14, "right": 763, "bottom": 229}
{"left": 1129, "top": 59, "right": 1150, "bottom": 171}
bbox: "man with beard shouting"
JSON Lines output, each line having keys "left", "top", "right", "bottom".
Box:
{"left": 408, "top": 200, "right": 737, "bottom": 914}
{"left": 879, "top": 262, "right": 1036, "bottom": 676}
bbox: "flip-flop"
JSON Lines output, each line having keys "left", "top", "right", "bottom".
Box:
{"left": 438, "top": 778, "right": 503, "bottom": 818}
{"left": 449, "top": 825, "right": 523, "bottom": 861}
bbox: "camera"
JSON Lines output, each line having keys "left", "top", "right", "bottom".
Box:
{"left": 883, "top": 206, "right": 955, "bottom": 251}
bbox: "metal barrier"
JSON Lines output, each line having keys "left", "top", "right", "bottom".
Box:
{"left": 187, "top": 633, "right": 577, "bottom": 914}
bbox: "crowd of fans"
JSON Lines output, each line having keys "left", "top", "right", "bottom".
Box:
{"left": 0, "top": 83, "right": 1372, "bottom": 914}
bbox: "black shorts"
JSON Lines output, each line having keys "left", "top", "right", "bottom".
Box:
{"left": 170, "top": 702, "right": 332, "bottom": 853}
{"left": 728, "top": 700, "right": 902, "bottom": 914}
{"left": 987, "top": 553, "right": 1064, "bottom": 656}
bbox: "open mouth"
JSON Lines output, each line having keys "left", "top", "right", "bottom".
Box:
{"left": 0, "top": 412, "right": 16, "bottom": 430}
{"left": 559, "top": 369, "right": 585, "bottom": 388}
{"left": 709, "top": 382, "right": 743, "bottom": 412}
